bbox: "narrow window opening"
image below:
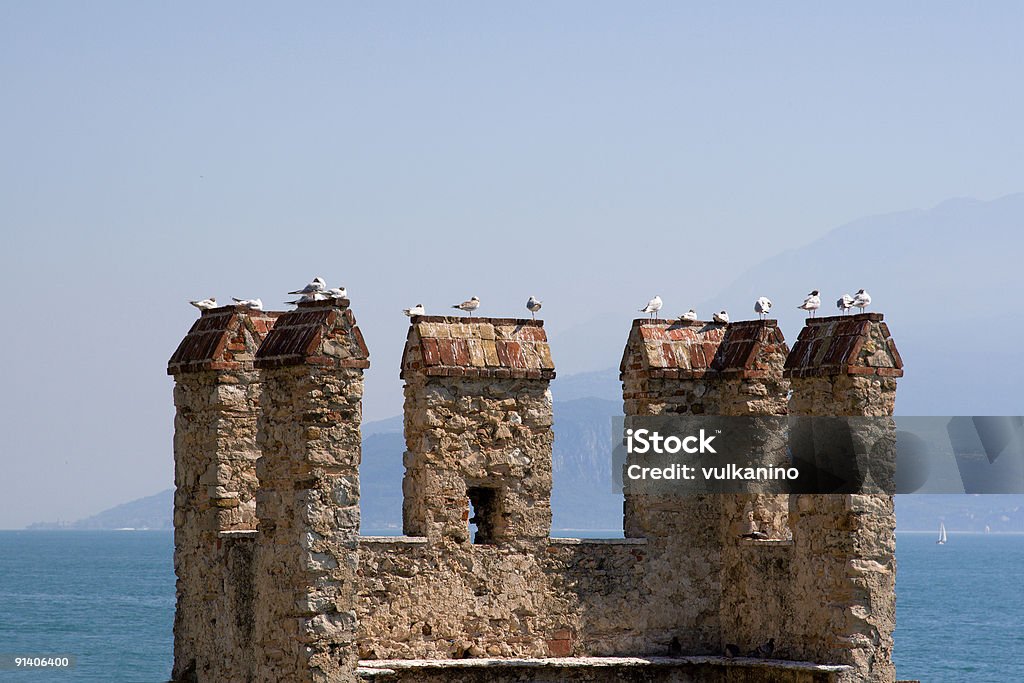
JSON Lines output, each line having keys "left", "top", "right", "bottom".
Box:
{"left": 467, "top": 486, "right": 502, "bottom": 544}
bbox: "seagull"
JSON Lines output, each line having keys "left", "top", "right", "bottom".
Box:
{"left": 322, "top": 287, "right": 347, "bottom": 299}
{"left": 754, "top": 296, "right": 772, "bottom": 319}
{"left": 190, "top": 297, "right": 217, "bottom": 311}
{"left": 639, "top": 295, "right": 663, "bottom": 320}
{"left": 851, "top": 288, "right": 871, "bottom": 312}
{"left": 713, "top": 310, "right": 730, "bottom": 324}
{"left": 286, "top": 292, "right": 326, "bottom": 305}
{"left": 753, "top": 638, "right": 775, "bottom": 658}
{"left": 798, "top": 290, "right": 821, "bottom": 317}
{"left": 288, "top": 277, "right": 326, "bottom": 295}
{"left": 679, "top": 309, "right": 698, "bottom": 321}
{"left": 724, "top": 644, "right": 740, "bottom": 659}
{"left": 403, "top": 303, "right": 426, "bottom": 317}
{"left": 526, "top": 296, "right": 542, "bottom": 320}
{"left": 452, "top": 296, "right": 480, "bottom": 315}
{"left": 740, "top": 531, "right": 769, "bottom": 540}
{"left": 836, "top": 293, "right": 854, "bottom": 315}
{"left": 231, "top": 297, "right": 263, "bottom": 310}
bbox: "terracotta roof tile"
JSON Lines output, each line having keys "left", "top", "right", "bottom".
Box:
{"left": 620, "top": 319, "right": 788, "bottom": 380}
{"left": 254, "top": 299, "right": 370, "bottom": 370}
{"left": 168, "top": 306, "right": 281, "bottom": 375}
{"left": 783, "top": 312, "right": 903, "bottom": 379}
{"left": 401, "top": 316, "right": 554, "bottom": 380}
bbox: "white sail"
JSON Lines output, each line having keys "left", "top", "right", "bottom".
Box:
{"left": 937, "top": 521, "right": 947, "bottom": 544}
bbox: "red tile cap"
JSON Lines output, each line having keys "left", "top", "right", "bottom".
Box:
{"left": 400, "top": 316, "right": 554, "bottom": 380}
{"left": 168, "top": 305, "right": 281, "bottom": 375}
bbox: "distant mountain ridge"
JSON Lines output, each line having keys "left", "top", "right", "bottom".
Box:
{"left": 27, "top": 489, "right": 174, "bottom": 530}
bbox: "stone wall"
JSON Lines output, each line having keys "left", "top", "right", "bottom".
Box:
{"left": 356, "top": 537, "right": 648, "bottom": 660}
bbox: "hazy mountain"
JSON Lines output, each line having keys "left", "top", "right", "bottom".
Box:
{"left": 28, "top": 489, "right": 174, "bottom": 530}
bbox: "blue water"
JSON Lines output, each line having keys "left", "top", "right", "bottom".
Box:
{"left": 0, "top": 530, "right": 1021, "bottom": 682}
{"left": 0, "top": 531, "right": 174, "bottom": 683}
{"left": 895, "top": 532, "right": 1024, "bottom": 682}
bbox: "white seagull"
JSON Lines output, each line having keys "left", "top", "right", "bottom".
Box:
{"left": 713, "top": 310, "right": 730, "bottom": 324}
{"left": 403, "top": 303, "right": 426, "bottom": 317}
{"left": 190, "top": 297, "right": 217, "bottom": 311}
{"left": 231, "top": 297, "right": 263, "bottom": 310}
{"left": 639, "top": 295, "right": 663, "bottom": 320}
{"left": 798, "top": 290, "right": 821, "bottom": 317}
{"left": 836, "top": 293, "right": 854, "bottom": 315}
{"left": 526, "top": 296, "right": 542, "bottom": 320}
{"left": 323, "top": 287, "right": 347, "bottom": 299}
{"left": 286, "top": 292, "right": 327, "bottom": 305}
{"left": 452, "top": 296, "right": 481, "bottom": 315}
{"left": 288, "top": 277, "right": 327, "bottom": 296}
{"left": 851, "top": 288, "right": 872, "bottom": 312}
{"left": 680, "top": 309, "right": 698, "bottom": 321}
{"left": 754, "top": 296, "right": 772, "bottom": 319}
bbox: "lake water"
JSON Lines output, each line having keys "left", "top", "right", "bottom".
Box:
{"left": 0, "top": 530, "right": 1020, "bottom": 682}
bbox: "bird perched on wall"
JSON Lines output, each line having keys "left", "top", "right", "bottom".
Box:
{"left": 679, "top": 309, "right": 698, "bottom": 321}
{"left": 322, "top": 287, "right": 347, "bottom": 299}
{"left": 752, "top": 638, "right": 775, "bottom": 658}
{"left": 739, "top": 530, "right": 769, "bottom": 540}
{"left": 403, "top": 303, "right": 426, "bottom": 317}
{"left": 231, "top": 297, "right": 263, "bottom": 310}
{"left": 286, "top": 292, "right": 326, "bottom": 305}
{"left": 288, "top": 277, "right": 326, "bottom": 295}
{"left": 526, "top": 296, "right": 542, "bottom": 319}
{"left": 754, "top": 296, "right": 772, "bottom": 319}
{"left": 639, "top": 295, "right": 663, "bottom": 319}
{"left": 190, "top": 297, "right": 217, "bottom": 311}
{"left": 851, "top": 288, "right": 871, "bottom": 311}
{"left": 452, "top": 296, "right": 480, "bottom": 315}
{"left": 798, "top": 290, "right": 821, "bottom": 317}
{"left": 723, "top": 643, "right": 741, "bottom": 659}
{"left": 713, "top": 310, "right": 730, "bottom": 324}
{"left": 836, "top": 293, "right": 854, "bottom": 315}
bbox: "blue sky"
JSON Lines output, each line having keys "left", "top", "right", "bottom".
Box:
{"left": 2, "top": 2, "right": 1023, "bottom": 527}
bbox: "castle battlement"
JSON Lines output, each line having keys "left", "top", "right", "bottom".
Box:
{"left": 169, "top": 303, "right": 903, "bottom": 683}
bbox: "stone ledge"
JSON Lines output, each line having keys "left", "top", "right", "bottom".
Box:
{"left": 359, "top": 535, "right": 429, "bottom": 544}
{"left": 217, "top": 530, "right": 258, "bottom": 538}
{"left": 548, "top": 537, "right": 648, "bottom": 546}
{"left": 357, "top": 656, "right": 854, "bottom": 672}
{"left": 738, "top": 538, "right": 794, "bottom": 547}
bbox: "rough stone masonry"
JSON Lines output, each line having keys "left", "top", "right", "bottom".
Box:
{"left": 169, "top": 301, "right": 903, "bottom": 683}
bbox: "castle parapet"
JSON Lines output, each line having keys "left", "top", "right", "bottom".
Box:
{"left": 167, "top": 304, "right": 279, "bottom": 682}
{"left": 252, "top": 298, "right": 369, "bottom": 683}
{"left": 784, "top": 312, "right": 903, "bottom": 683}
{"left": 400, "top": 316, "right": 555, "bottom": 545}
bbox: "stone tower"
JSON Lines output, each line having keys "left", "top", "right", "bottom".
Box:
{"left": 252, "top": 298, "right": 370, "bottom": 683}
{"left": 167, "top": 303, "right": 279, "bottom": 682}
{"left": 618, "top": 317, "right": 791, "bottom": 653}
{"left": 399, "top": 316, "right": 556, "bottom": 546}
{"left": 784, "top": 312, "right": 904, "bottom": 683}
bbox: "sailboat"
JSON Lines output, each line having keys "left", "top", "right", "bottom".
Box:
{"left": 936, "top": 521, "right": 947, "bottom": 545}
